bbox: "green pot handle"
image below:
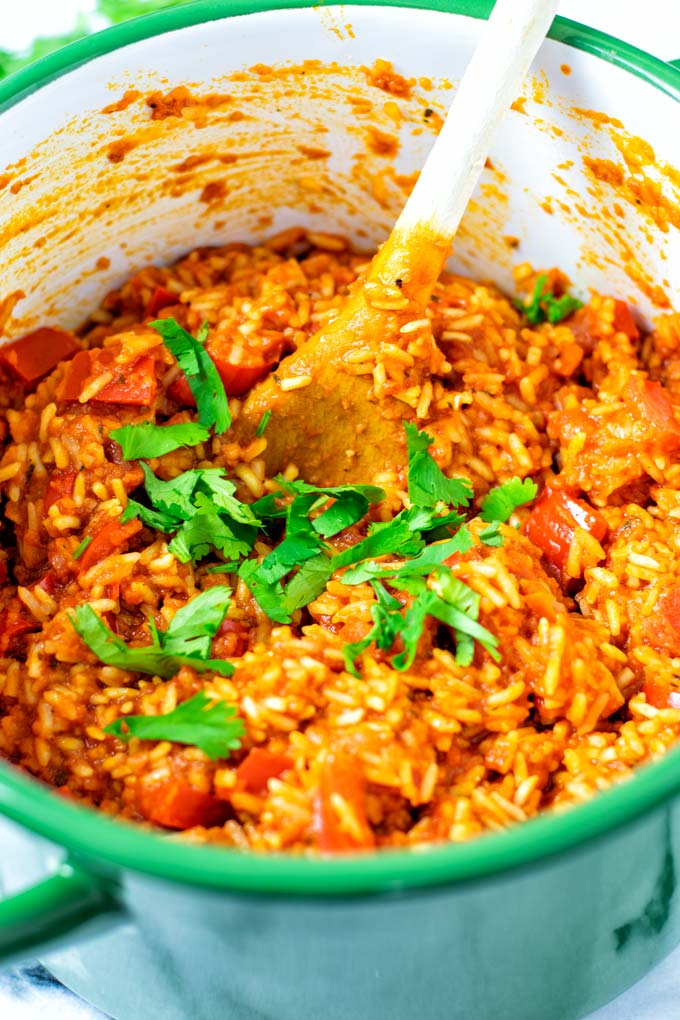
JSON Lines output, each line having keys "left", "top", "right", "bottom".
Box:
{"left": 670, "top": 59, "right": 680, "bottom": 70}
{"left": 0, "top": 860, "right": 123, "bottom": 968}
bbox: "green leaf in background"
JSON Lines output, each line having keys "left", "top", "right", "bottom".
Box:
{"left": 0, "top": 1, "right": 193, "bottom": 81}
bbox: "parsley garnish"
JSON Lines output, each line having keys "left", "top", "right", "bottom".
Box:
{"left": 256, "top": 409, "right": 272, "bottom": 437}
{"left": 104, "top": 690, "right": 244, "bottom": 760}
{"left": 480, "top": 477, "right": 538, "bottom": 523}
{"left": 73, "top": 536, "right": 93, "bottom": 560}
{"left": 110, "top": 421, "right": 210, "bottom": 460}
{"left": 515, "top": 274, "right": 583, "bottom": 326}
{"left": 71, "top": 586, "right": 234, "bottom": 678}
{"left": 151, "top": 318, "right": 231, "bottom": 433}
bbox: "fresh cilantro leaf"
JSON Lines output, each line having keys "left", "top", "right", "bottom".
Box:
{"left": 206, "top": 562, "right": 240, "bottom": 574}
{"left": 169, "top": 494, "right": 257, "bottom": 564}
{"left": 110, "top": 421, "right": 210, "bottom": 460}
{"left": 343, "top": 582, "right": 404, "bottom": 677}
{"left": 343, "top": 563, "right": 499, "bottom": 676}
{"left": 123, "top": 465, "right": 261, "bottom": 564}
{"left": 280, "top": 553, "right": 334, "bottom": 615}
{"left": 480, "top": 477, "right": 538, "bottom": 523}
{"left": 137, "top": 463, "right": 202, "bottom": 520}
{"left": 104, "top": 690, "right": 244, "bottom": 761}
{"left": 238, "top": 483, "right": 376, "bottom": 620}
{"left": 404, "top": 423, "right": 473, "bottom": 509}
{"left": 478, "top": 521, "right": 504, "bottom": 546}
{"left": 238, "top": 559, "right": 289, "bottom": 623}
{"left": 71, "top": 587, "right": 234, "bottom": 678}
{"left": 428, "top": 568, "right": 499, "bottom": 666}
{"left": 151, "top": 318, "right": 230, "bottom": 433}
{"left": 341, "top": 528, "right": 472, "bottom": 585}
{"left": 331, "top": 516, "right": 425, "bottom": 571}
{"left": 276, "top": 479, "right": 384, "bottom": 538}
{"left": 122, "top": 498, "right": 179, "bottom": 532}
{"left": 515, "top": 274, "right": 583, "bottom": 326}
{"left": 255, "top": 409, "right": 272, "bottom": 437}
{"left": 73, "top": 536, "right": 92, "bottom": 560}
{"left": 544, "top": 293, "right": 583, "bottom": 324}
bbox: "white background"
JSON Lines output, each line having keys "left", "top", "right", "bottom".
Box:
{"left": 2, "top": 1, "right": 680, "bottom": 1019}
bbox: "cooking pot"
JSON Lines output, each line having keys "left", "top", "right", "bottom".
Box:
{"left": 1, "top": 3, "right": 680, "bottom": 1018}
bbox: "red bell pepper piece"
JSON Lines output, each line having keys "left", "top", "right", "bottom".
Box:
{"left": 0, "top": 608, "right": 39, "bottom": 654}
{"left": 146, "top": 286, "right": 178, "bottom": 318}
{"left": 78, "top": 517, "right": 142, "bottom": 573}
{"left": 169, "top": 356, "right": 273, "bottom": 405}
{"left": 43, "top": 469, "right": 77, "bottom": 513}
{"left": 526, "top": 486, "right": 607, "bottom": 578}
{"left": 138, "top": 778, "right": 231, "bottom": 830}
{"left": 0, "top": 327, "right": 79, "bottom": 386}
{"left": 612, "top": 299, "right": 639, "bottom": 341}
{"left": 641, "top": 589, "right": 680, "bottom": 660}
{"left": 60, "top": 350, "right": 157, "bottom": 406}
{"left": 211, "top": 617, "right": 249, "bottom": 659}
{"left": 94, "top": 355, "right": 157, "bottom": 405}
{"left": 235, "top": 748, "right": 293, "bottom": 795}
{"left": 313, "top": 752, "right": 375, "bottom": 852}
{"left": 642, "top": 679, "right": 680, "bottom": 710}
{"left": 626, "top": 377, "right": 680, "bottom": 452}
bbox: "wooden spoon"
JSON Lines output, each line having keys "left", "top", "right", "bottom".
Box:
{"left": 234, "top": 0, "right": 560, "bottom": 487}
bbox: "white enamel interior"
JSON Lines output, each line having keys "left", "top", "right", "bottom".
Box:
{"left": 0, "top": 5, "right": 679, "bottom": 336}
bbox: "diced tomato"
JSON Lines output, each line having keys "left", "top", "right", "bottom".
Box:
{"left": 146, "top": 286, "right": 178, "bottom": 318}
{"left": 612, "top": 300, "right": 639, "bottom": 341}
{"left": 626, "top": 377, "right": 680, "bottom": 452}
{"left": 526, "top": 486, "right": 607, "bottom": 578}
{"left": 213, "top": 356, "right": 274, "bottom": 397}
{"left": 211, "top": 617, "right": 249, "bottom": 659}
{"left": 59, "top": 350, "right": 157, "bottom": 406}
{"left": 35, "top": 570, "right": 58, "bottom": 596}
{"left": 0, "top": 609, "right": 39, "bottom": 654}
{"left": 313, "top": 752, "right": 375, "bottom": 853}
{"left": 95, "top": 355, "right": 157, "bottom": 406}
{"left": 58, "top": 350, "right": 92, "bottom": 401}
{"left": 43, "top": 469, "right": 77, "bottom": 513}
{"left": 0, "top": 560, "right": 6, "bottom": 586}
{"left": 0, "top": 327, "right": 79, "bottom": 386}
{"left": 78, "top": 517, "right": 142, "bottom": 572}
{"left": 641, "top": 588, "right": 680, "bottom": 658}
{"left": 642, "top": 677, "right": 680, "bottom": 710}
{"left": 137, "top": 778, "right": 231, "bottom": 830}
{"left": 169, "top": 356, "right": 273, "bottom": 405}
{"left": 235, "top": 748, "right": 293, "bottom": 795}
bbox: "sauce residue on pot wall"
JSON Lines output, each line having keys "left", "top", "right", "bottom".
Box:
{"left": 0, "top": 57, "right": 512, "bottom": 337}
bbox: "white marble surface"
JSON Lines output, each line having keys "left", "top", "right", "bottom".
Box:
{"left": 2, "top": 1, "right": 680, "bottom": 1018}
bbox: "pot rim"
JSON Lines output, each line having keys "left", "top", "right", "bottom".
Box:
{"left": 1, "top": 0, "right": 680, "bottom": 898}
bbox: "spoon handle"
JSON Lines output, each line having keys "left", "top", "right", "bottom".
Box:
{"left": 394, "top": 0, "right": 560, "bottom": 241}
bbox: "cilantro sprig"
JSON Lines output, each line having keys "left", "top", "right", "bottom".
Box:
{"left": 343, "top": 567, "right": 500, "bottom": 677}
{"left": 123, "top": 464, "right": 260, "bottom": 564}
{"left": 481, "top": 477, "right": 538, "bottom": 523}
{"left": 238, "top": 481, "right": 386, "bottom": 623}
{"left": 110, "top": 421, "right": 210, "bottom": 460}
{"left": 151, "top": 318, "right": 231, "bottom": 432}
{"left": 405, "top": 422, "right": 473, "bottom": 508}
{"left": 104, "top": 690, "right": 244, "bottom": 760}
{"left": 515, "top": 274, "right": 583, "bottom": 326}
{"left": 71, "top": 586, "right": 234, "bottom": 678}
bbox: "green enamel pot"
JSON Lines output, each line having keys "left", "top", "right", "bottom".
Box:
{"left": 1, "top": 3, "right": 680, "bottom": 1018}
